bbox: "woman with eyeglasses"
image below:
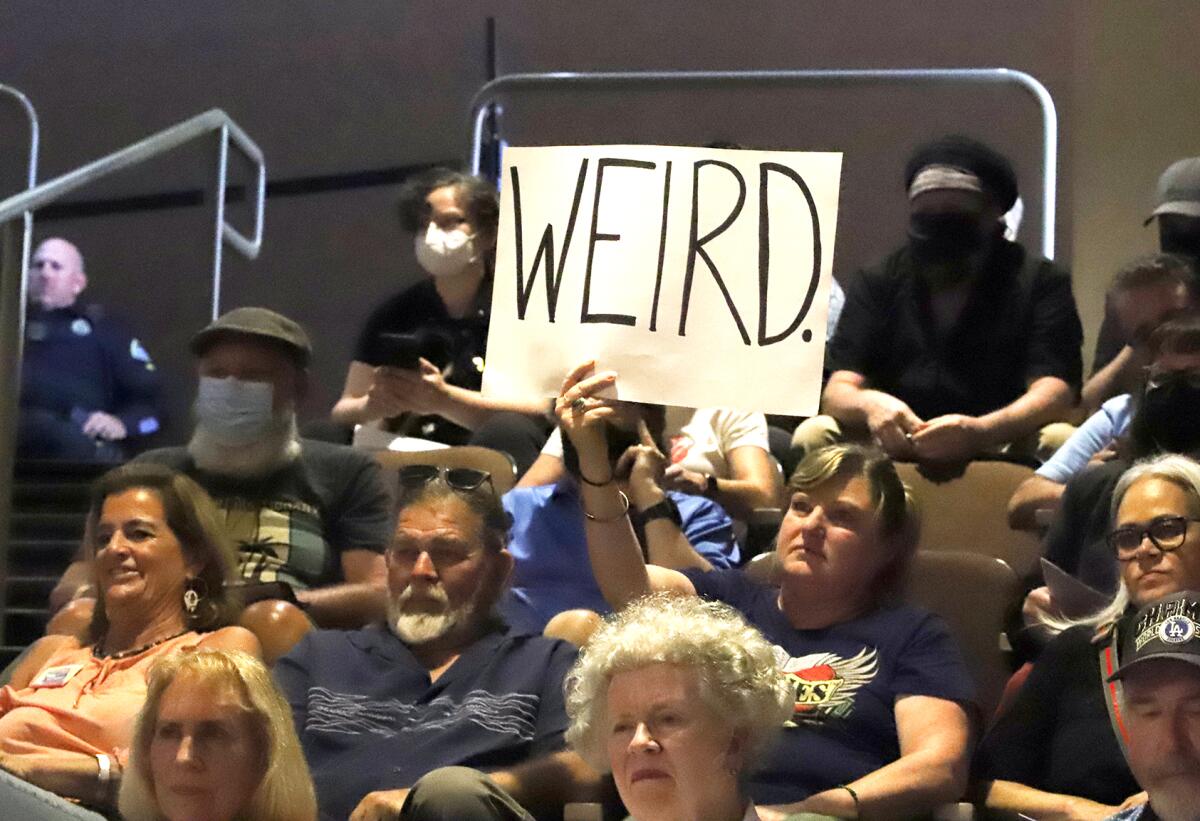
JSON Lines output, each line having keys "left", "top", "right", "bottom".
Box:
{"left": 976, "top": 453, "right": 1200, "bottom": 819}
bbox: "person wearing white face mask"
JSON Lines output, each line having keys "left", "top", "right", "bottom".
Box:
{"left": 333, "top": 169, "right": 550, "bottom": 475}
{"left": 49, "top": 308, "right": 394, "bottom": 643}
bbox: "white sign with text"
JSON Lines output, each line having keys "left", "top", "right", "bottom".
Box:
{"left": 482, "top": 145, "right": 842, "bottom": 415}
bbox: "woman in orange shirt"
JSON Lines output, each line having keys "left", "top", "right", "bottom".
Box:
{"left": 0, "top": 463, "right": 259, "bottom": 812}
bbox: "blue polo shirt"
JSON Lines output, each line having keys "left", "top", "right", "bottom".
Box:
{"left": 275, "top": 623, "right": 576, "bottom": 821}
{"left": 501, "top": 483, "right": 739, "bottom": 633}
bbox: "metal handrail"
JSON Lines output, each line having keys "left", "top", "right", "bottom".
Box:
{"left": 467, "top": 68, "right": 1058, "bottom": 259}
{"left": 0, "top": 107, "right": 266, "bottom": 316}
{"left": 0, "top": 84, "right": 39, "bottom": 301}
{"left": 0, "top": 108, "right": 265, "bottom": 649}
{"left": 0, "top": 84, "right": 37, "bottom": 651}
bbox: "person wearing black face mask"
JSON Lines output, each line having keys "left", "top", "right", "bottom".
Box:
{"left": 1034, "top": 312, "right": 1200, "bottom": 614}
{"left": 1090, "top": 158, "right": 1200, "bottom": 409}
{"left": 795, "top": 135, "right": 1083, "bottom": 467}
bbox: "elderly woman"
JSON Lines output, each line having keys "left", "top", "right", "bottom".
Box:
{"left": 975, "top": 453, "right": 1200, "bottom": 818}
{"left": 566, "top": 593, "right": 792, "bottom": 821}
{"left": 120, "top": 649, "right": 315, "bottom": 821}
{"left": 558, "top": 362, "right": 975, "bottom": 818}
{"left": 0, "top": 463, "right": 258, "bottom": 813}
{"left": 332, "top": 168, "right": 547, "bottom": 471}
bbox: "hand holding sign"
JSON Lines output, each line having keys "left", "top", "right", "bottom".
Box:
{"left": 484, "top": 145, "right": 842, "bottom": 416}
{"left": 555, "top": 361, "right": 620, "bottom": 481}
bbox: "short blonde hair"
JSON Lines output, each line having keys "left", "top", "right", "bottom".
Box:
{"left": 787, "top": 444, "right": 920, "bottom": 601}
{"left": 118, "top": 649, "right": 316, "bottom": 821}
{"left": 564, "top": 593, "right": 793, "bottom": 772}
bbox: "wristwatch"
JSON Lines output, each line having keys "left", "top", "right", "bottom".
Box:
{"left": 704, "top": 473, "right": 719, "bottom": 497}
{"left": 639, "top": 496, "right": 683, "bottom": 526}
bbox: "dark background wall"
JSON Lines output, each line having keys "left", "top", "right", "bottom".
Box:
{"left": 0, "top": 1, "right": 1195, "bottom": 444}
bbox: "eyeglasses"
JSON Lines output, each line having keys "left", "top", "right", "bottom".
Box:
{"left": 397, "top": 464, "right": 493, "bottom": 494}
{"left": 1145, "top": 368, "right": 1200, "bottom": 390}
{"left": 1107, "top": 515, "right": 1200, "bottom": 560}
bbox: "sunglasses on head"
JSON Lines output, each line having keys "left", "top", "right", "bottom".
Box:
{"left": 398, "top": 464, "right": 494, "bottom": 494}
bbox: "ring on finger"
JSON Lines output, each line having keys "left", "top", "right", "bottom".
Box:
{"left": 570, "top": 397, "right": 587, "bottom": 412}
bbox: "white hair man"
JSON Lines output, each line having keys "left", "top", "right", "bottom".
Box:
{"left": 275, "top": 470, "right": 599, "bottom": 821}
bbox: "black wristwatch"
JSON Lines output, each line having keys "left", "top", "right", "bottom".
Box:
{"left": 639, "top": 496, "right": 683, "bottom": 526}
{"left": 704, "top": 473, "right": 719, "bottom": 497}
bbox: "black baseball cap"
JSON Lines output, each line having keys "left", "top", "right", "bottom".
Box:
{"left": 1109, "top": 591, "right": 1200, "bottom": 681}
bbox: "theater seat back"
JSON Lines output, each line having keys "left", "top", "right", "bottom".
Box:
{"left": 901, "top": 550, "right": 1020, "bottom": 721}
{"left": 895, "top": 461, "right": 1041, "bottom": 577}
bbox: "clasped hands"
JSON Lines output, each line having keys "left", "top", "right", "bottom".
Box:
{"left": 865, "top": 394, "right": 988, "bottom": 463}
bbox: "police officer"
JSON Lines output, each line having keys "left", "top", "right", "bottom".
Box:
{"left": 18, "top": 237, "right": 162, "bottom": 461}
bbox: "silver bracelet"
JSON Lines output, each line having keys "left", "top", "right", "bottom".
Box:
{"left": 95, "top": 753, "right": 111, "bottom": 786}
{"left": 584, "top": 490, "right": 630, "bottom": 522}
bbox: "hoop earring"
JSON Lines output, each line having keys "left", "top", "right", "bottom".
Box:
{"left": 183, "top": 577, "right": 208, "bottom": 616}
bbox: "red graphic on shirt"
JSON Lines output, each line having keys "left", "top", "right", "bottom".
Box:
{"left": 780, "top": 648, "right": 879, "bottom": 724}
{"left": 669, "top": 434, "right": 694, "bottom": 465}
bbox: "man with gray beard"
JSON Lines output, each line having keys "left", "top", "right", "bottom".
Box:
{"left": 49, "top": 308, "right": 392, "bottom": 631}
{"left": 1103, "top": 592, "right": 1200, "bottom": 821}
{"left": 275, "top": 471, "right": 595, "bottom": 821}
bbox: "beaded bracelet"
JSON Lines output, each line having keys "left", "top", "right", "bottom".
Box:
{"left": 584, "top": 490, "right": 630, "bottom": 522}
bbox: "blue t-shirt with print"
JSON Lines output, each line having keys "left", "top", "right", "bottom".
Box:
{"left": 683, "top": 568, "right": 976, "bottom": 805}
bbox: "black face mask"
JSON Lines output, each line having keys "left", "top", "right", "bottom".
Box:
{"left": 1131, "top": 372, "right": 1200, "bottom": 456}
{"left": 1160, "top": 227, "right": 1200, "bottom": 266}
{"left": 907, "top": 212, "right": 987, "bottom": 268}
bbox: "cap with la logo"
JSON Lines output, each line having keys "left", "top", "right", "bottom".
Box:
{"left": 1109, "top": 590, "right": 1200, "bottom": 681}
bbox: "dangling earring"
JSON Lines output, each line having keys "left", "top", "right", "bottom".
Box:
{"left": 182, "top": 577, "right": 207, "bottom": 617}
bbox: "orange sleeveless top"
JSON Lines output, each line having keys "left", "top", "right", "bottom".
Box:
{"left": 0, "top": 631, "right": 203, "bottom": 765}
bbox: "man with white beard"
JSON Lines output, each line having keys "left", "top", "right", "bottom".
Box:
{"left": 1103, "top": 592, "right": 1200, "bottom": 821}
{"left": 275, "top": 469, "right": 594, "bottom": 821}
{"left": 48, "top": 308, "right": 392, "bottom": 630}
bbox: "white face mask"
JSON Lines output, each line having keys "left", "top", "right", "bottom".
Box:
{"left": 193, "top": 377, "right": 274, "bottom": 446}
{"left": 415, "top": 223, "right": 477, "bottom": 278}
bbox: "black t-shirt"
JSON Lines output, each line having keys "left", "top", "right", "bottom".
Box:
{"left": 683, "top": 568, "right": 976, "bottom": 805}
{"left": 827, "top": 239, "right": 1083, "bottom": 420}
{"left": 975, "top": 625, "right": 1140, "bottom": 805}
{"left": 1041, "top": 459, "right": 1127, "bottom": 595}
{"left": 137, "top": 439, "right": 392, "bottom": 589}
{"left": 354, "top": 276, "right": 491, "bottom": 445}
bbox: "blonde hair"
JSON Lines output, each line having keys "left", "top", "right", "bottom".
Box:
{"left": 564, "top": 593, "right": 793, "bottom": 773}
{"left": 1040, "top": 454, "right": 1200, "bottom": 635}
{"left": 787, "top": 444, "right": 920, "bottom": 601}
{"left": 118, "top": 649, "right": 316, "bottom": 821}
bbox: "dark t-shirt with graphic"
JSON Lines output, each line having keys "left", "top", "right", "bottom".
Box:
{"left": 137, "top": 439, "right": 391, "bottom": 589}
{"left": 683, "top": 568, "right": 977, "bottom": 804}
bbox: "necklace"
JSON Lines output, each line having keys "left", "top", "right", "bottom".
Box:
{"left": 92, "top": 629, "right": 189, "bottom": 661}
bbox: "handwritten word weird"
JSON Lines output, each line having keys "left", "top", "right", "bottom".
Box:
{"left": 508, "top": 157, "right": 823, "bottom": 347}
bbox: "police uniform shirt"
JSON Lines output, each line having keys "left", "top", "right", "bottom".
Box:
{"left": 22, "top": 305, "right": 161, "bottom": 438}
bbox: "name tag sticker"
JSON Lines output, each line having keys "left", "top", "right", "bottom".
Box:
{"left": 30, "top": 664, "right": 84, "bottom": 688}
